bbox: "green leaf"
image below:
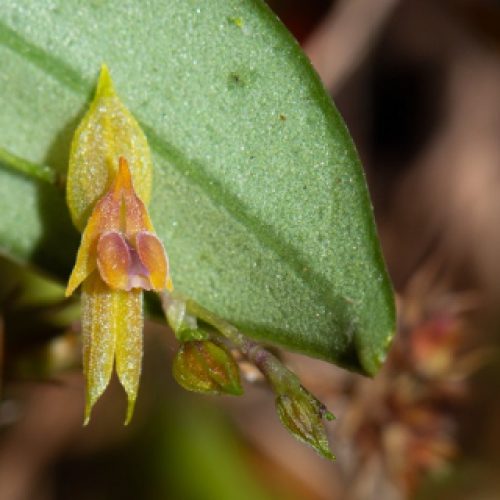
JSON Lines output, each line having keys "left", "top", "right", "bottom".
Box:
{"left": 0, "top": 0, "right": 394, "bottom": 375}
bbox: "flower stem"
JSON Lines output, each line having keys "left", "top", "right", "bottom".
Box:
{"left": 0, "top": 147, "right": 60, "bottom": 186}
{"left": 160, "top": 290, "right": 335, "bottom": 458}
{"left": 161, "top": 291, "right": 319, "bottom": 397}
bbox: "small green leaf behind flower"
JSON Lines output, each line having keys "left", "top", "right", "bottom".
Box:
{"left": 276, "top": 387, "right": 335, "bottom": 461}
{"left": 173, "top": 340, "right": 243, "bottom": 396}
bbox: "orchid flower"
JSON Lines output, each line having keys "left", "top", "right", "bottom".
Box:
{"left": 65, "top": 65, "right": 171, "bottom": 424}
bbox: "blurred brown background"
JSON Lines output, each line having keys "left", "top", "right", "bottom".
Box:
{"left": 2, "top": 1, "right": 500, "bottom": 499}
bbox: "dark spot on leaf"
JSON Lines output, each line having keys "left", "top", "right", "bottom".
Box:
{"left": 229, "top": 72, "right": 243, "bottom": 86}
{"left": 279, "top": 113, "right": 287, "bottom": 121}
{"left": 227, "top": 68, "right": 257, "bottom": 90}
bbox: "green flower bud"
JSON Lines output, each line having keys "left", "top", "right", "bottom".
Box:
{"left": 276, "top": 386, "right": 335, "bottom": 460}
{"left": 173, "top": 341, "right": 243, "bottom": 396}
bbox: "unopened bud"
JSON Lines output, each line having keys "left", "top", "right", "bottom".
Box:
{"left": 173, "top": 341, "right": 243, "bottom": 396}
{"left": 276, "top": 387, "right": 335, "bottom": 460}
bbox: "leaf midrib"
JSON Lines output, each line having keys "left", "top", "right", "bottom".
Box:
{"left": 0, "top": 20, "right": 345, "bottom": 318}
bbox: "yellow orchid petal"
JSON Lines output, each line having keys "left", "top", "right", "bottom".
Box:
{"left": 81, "top": 272, "right": 118, "bottom": 425}
{"left": 67, "top": 65, "right": 153, "bottom": 231}
{"left": 81, "top": 272, "right": 143, "bottom": 425}
{"left": 136, "top": 231, "right": 171, "bottom": 291}
{"left": 65, "top": 185, "right": 121, "bottom": 297}
{"left": 114, "top": 289, "right": 143, "bottom": 425}
{"left": 97, "top": 232, "right": 132, "bottom": 290}
{"left": 65, "top": 246, "right": 96, "bottom": 298}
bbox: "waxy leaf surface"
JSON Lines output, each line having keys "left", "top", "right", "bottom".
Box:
{"left": 0, "top": 0, "right": 395, "bottom": 374}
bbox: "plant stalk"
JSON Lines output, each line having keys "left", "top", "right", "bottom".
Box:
{"left": 0, "top": 147, "right": 60, "bottom": 186}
